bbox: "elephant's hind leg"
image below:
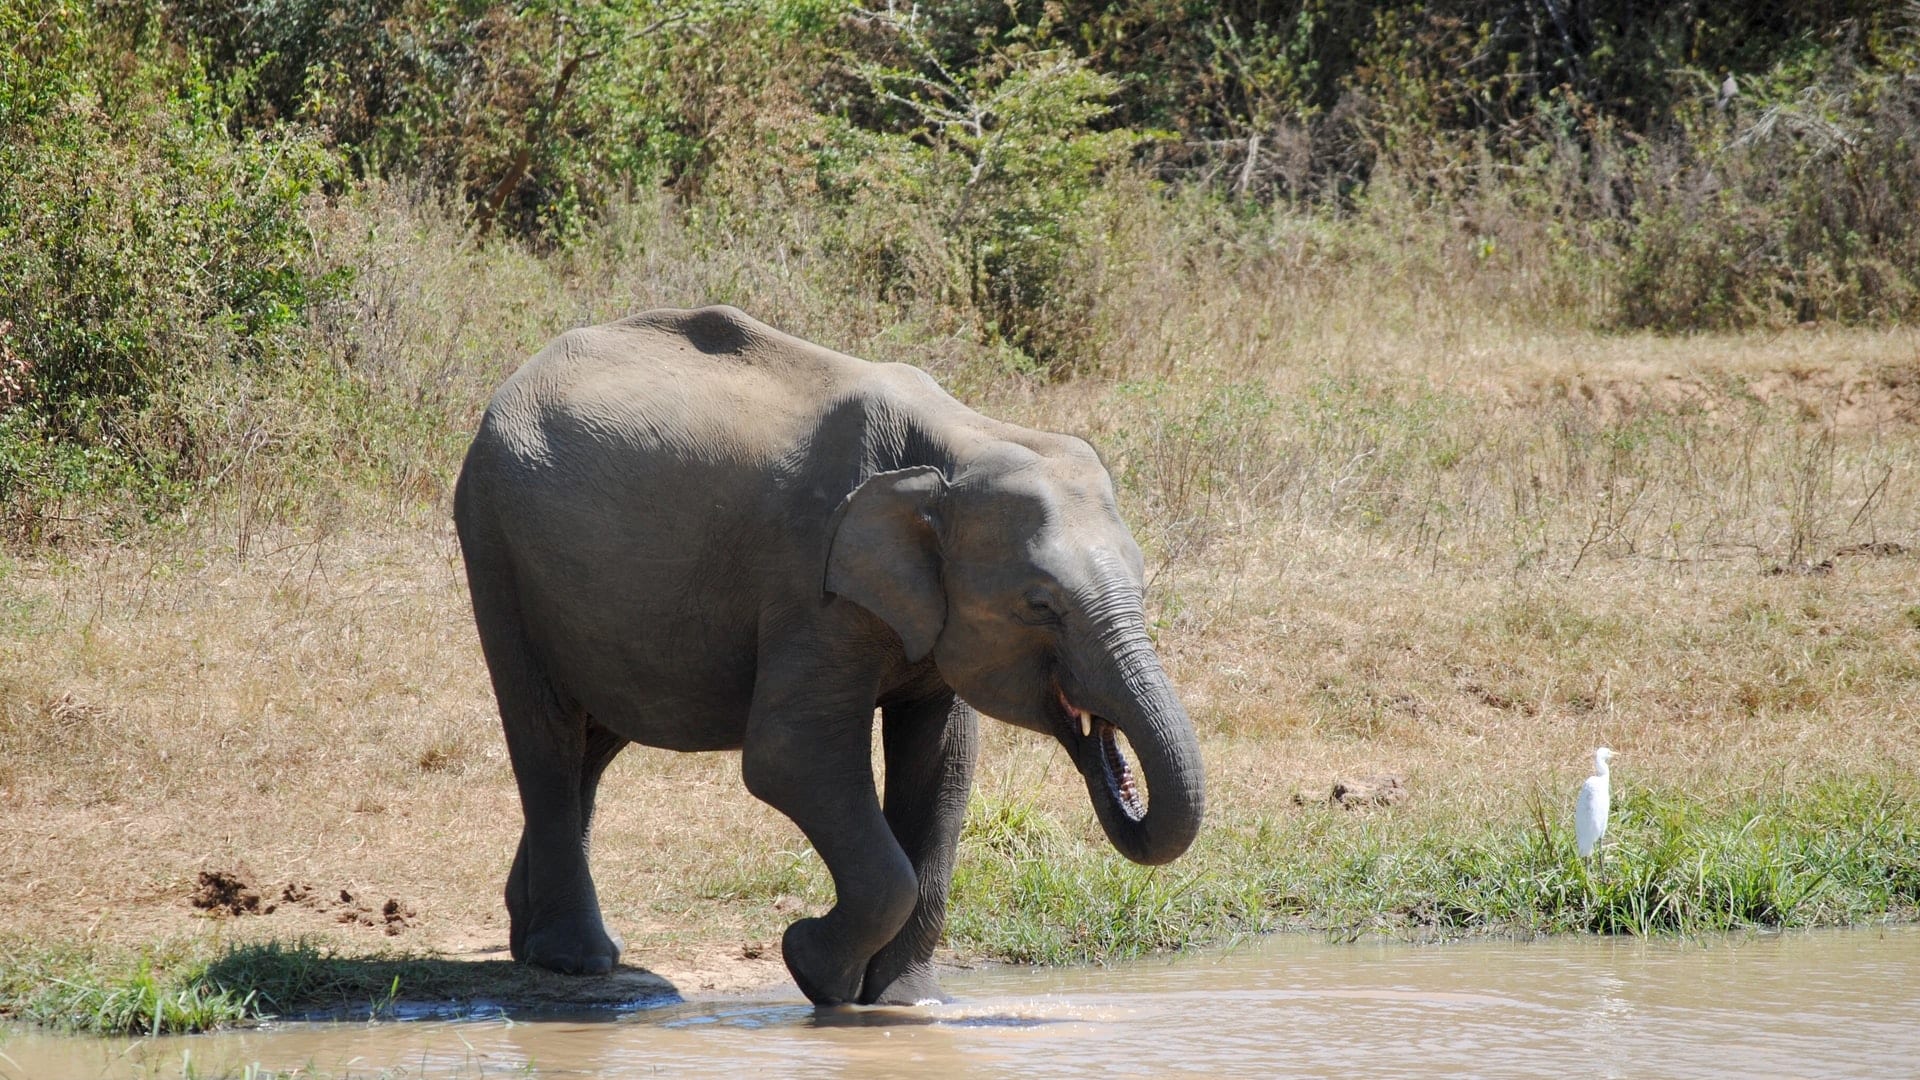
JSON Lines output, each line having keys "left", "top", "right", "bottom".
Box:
{"left": 469, "top": 569, "right": 622, "bottom": 975}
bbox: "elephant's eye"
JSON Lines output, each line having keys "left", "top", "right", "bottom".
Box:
{"left": 1019, "top": 590, "right": 1061, "bottom": 624}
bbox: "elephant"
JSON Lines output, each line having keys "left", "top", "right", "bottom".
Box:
{"left": 452, "top": 306, "right": 1205, "bottom": 1006}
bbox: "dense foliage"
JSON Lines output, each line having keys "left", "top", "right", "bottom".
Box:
{"left": 2, "top": 1, "right": 343, "bottom": 531}
{"left": 3, "top": 0, "right": 1918, "bottom": 537}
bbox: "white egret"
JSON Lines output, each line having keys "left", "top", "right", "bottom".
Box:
{"left": 1575, "top": 747, "right": 1615, "bottom": 858}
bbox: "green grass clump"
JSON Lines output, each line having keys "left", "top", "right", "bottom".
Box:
{"left": 949, "top": 777, "right": 1920, "bottom": 965}
{"left": 0, "top": 937, "right": 690, "bottom": 1035}
{"left": 0, "top": 940, "right": 257, "bottom": 1035}
{"left": 0, "top": 940, "right": 458, "bottom": 1035}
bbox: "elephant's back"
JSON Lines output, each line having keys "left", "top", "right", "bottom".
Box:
{"left": 475, "top": 306, "right": 860, "bottom": 471}
{"left": 454, "top": 309, "right": 849, "bottom": 740}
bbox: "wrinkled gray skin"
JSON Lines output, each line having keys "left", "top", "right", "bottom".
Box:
{"left": 453, "top": 307, "right": 1204, "bottom": 1006}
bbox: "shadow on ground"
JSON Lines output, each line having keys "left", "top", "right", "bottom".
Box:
{"left": 201, "top": 943, "right": 683, "bottom": 1022}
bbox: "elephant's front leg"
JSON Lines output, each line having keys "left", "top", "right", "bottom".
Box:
{"left": 860, "top": 691, "right": 979, "bottom": 1005}
{"left": 742, "top": 685, "right": 917, "bottom": 1006}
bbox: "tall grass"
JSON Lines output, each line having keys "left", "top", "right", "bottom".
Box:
{"left": 947, "top": 778, "right": 1920, "bottom": 965}
{"left": 16, "top": 170, "right": 1905, "bottom": 576}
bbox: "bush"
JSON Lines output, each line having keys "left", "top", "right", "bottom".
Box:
{"left": 842, "top": 15, "right": 1141, "bottom": 373}
{"left": 140, "top": 0, "right": 726, "bottom": 243}
{"left": 1619, "top": 75, "right": 1920, "bottom": 329}
{"left": 0, "top": 0, "right": 343, "bottom": 539}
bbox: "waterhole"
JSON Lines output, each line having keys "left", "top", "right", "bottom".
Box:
{"left": 5, "top": 927, "right": 1916, "bottom": 1078}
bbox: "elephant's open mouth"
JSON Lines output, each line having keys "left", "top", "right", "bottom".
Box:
{"left": 1058, "top": 690, "right": 1146, "bottom": 822}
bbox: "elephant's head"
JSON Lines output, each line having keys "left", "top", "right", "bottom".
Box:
{"left": 825, "top": 442, "right": 1204, "bottom": 866}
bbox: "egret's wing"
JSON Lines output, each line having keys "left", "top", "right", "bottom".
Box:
{"left": 1575, "top": 776, "right": 1606, "bottom": 855}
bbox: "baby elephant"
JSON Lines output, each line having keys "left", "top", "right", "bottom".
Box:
{"left": 453, "top": 307, "right": 1204, "bottom": 1005}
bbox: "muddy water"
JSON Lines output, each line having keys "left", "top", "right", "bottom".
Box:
{"left": 6, "top": 928, "right": 1918, "bottom": 1079}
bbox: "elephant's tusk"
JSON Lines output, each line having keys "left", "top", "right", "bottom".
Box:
{"left": 1057, "top": 686, "right": 1093, "bottom": 737}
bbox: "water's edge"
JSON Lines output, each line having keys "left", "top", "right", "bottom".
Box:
{"left": 6, "top": 926, "right": 1918, "bottom": 1079}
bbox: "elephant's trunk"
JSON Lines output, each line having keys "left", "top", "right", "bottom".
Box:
{"left": 1063, "top": 615, "right": 1205, "bottom": 866}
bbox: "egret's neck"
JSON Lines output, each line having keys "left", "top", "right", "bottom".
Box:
{"left": 1594, "top": 753, "right": 1611, "bottom": 778}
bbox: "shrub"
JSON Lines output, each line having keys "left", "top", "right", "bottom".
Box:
{"left": 1619, "top": 74, "right": 1920, "bottom": 329}
{"left": 845, "top": 15, "right": 1141, "bottom": 374}
{"left": 141, "top": 0, "right": 727, "bottom": 243}
{"left": 0, "top": 0, "right": 343, "bottom": 538}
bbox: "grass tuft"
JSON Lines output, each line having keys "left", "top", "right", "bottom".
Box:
{"left": 0, "top": 939, "right": 514, "bottom": 1034}
{"left": 0, "top": 941, "right": 256, "bottom": 1035}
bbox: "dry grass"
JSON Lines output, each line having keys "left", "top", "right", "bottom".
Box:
{"left": 2, "top": 187, "right": 1917, "bottom": 1001}
{"left": 0, "top": 519, "right": 810, "bottom": 991}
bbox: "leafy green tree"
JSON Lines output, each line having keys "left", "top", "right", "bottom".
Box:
{"left": 848, "top": 14, "right": 1140, "bottom": 370}
{"left": 140, "top": 0, "right": 713, "bottom": 242}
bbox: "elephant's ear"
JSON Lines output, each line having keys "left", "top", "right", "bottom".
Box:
{"left": 824, "top": 466, "right": 948, "bottom": 663}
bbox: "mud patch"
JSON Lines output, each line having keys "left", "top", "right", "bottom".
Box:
{"left": 374, "top": 897, "right": 419, "bottom": 935}
{"left": 191, "top": 870, "right": 274, "bottom": 917}
{"left": 320, "top": 887, "right": 417, "bottom": 936}
{"left": 189, "top": 871, "right": 414, "bottom": 934}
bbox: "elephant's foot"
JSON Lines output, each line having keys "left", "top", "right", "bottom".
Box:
{"left": 517, "top": 912, "right": 623, "bottom": 976}
{"left": 861, "top": 961, "right": 948, "bottom": 1006}
{"left": 782, "top": 917, "right": 867, "bottom": 1006}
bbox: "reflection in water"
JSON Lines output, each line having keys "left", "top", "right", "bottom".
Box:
{"left": 5, "top": 927, "right": 1919, "bottom": 1079}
